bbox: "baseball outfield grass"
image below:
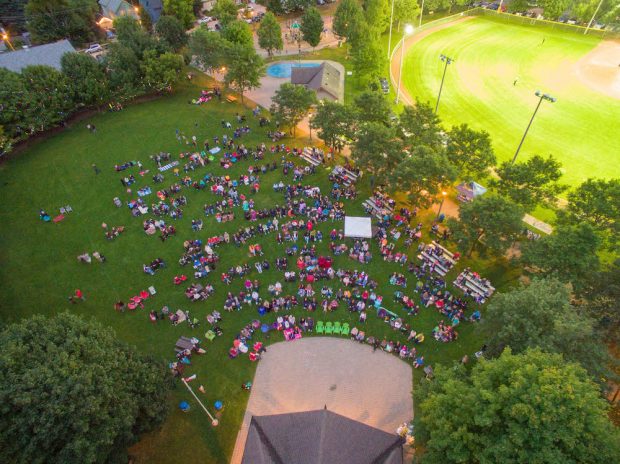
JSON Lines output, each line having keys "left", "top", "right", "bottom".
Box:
{"left": 401, "top": 16, "right": 620, "bottom": 187}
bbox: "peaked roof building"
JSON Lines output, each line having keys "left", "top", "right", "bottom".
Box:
{"left": 290, "top": 62, "right": 344, "bottom": 102}
{"left": 0, "top": 39, "right": 76, "bottom": 73}
{"left": 242, "top": 409, "right": 405, "bottom": 464}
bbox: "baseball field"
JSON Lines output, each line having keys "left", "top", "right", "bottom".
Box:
{"left": 400, "top": 16, "right": 620, "bottom": 186}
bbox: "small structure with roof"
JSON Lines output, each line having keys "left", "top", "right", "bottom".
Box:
{"left": 242, "top": 408, "right": 405, "bottom": 463}
{"left": 291, "top": 62, "right": 344, "bottom": 102}
{"left": 344, "top": 216, "right": 373, "bottom": 239}
{"left": 0, "top": 39, "right": 76, "bottom": 73}
{"left": 456, "top": 181, "right": 487, "bottom": 202}
{"left": 99, "top": 0, "right": 139, "bottom": 20}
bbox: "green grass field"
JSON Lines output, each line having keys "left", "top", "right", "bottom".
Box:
{"left": 402, "top": 16, "right": 620, "bottom": 187}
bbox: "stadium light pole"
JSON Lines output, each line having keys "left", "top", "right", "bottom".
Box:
{"left": 584, "top": 0, "right": 604, "bottom": 35}
{"left": 396, "top": 24, "right": 414, "bottom": 105}
{"left": 512, "top": 90, "right": 556, "bottom": 164}
{"left": 419, "top": 0, "right": 425, "bottom": 27}
{"left": 434, "top": 54, "right": 454, "bottom": 114}
{"left": 387, "top": 0, "right": 395, "bottom": 59}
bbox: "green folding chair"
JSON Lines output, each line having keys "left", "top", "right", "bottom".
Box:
{"left": 333, "top": 321, "right": 341, "bottom": 335}
{"left": 325, "top": 321, "right": 333, "bottom": 334}
{"left": 205, "top": 330, "right": 216, "bottom": 341}
{"left": 316, "top": 320, "right": 325, "bottom": 334}
{"left": 341, "top": 323, "right": 350, "bottom": 336}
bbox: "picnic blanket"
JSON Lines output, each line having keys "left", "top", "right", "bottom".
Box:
{"left": 159, "top": 160, "right": 179, "bottom": 172}
{"left": 137, "top": 187, "right": 152, "bottom": 197}
{"left": 209, "top": 147, "right": 221, "bottom": 155}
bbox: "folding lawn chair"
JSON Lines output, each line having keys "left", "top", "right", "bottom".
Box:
{"left": 341, "top": 323, "right": 350, "bottom": 336}
{"left": 205, "top": 330, "right": 216, "bottom": 341}
{"left": 325, "top": 321, "right": 333, "bottom": 335}
{"left": 333, "top": 321, "right": 341, "bottom": 335}
{"left": 316, "top": 321, "right": 324, "bottom": 334}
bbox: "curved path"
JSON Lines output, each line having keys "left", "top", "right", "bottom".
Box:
{"left": 230, "top": 337, "right": 413, "bottom": 463}
{"left": 390, "top": 16, "right": 475, "bottom": 106}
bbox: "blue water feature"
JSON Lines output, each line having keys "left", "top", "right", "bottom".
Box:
{"left": 267, "top": 62, "right": 321, "bottom": 79}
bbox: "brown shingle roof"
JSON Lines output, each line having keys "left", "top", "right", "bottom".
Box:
{"left": 290, "top": 63, "right": 343, "bottom": 101}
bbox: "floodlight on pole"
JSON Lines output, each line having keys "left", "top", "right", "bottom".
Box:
{"left": 434, "top": 54, "right": 454, "bottom": 114}
{"left": 512, "top": 90, "right": 556, "bottom": 164}
{"left": 396, "top": 24, "right": 414, "bottom": 105}
{"left": 419, "top": 0, "right": 425, "bottom": 27}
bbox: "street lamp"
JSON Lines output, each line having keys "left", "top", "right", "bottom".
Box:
{"left": 1, "top": 27, "right": 15, "bottom": 51}
{"left": 436, "top": 191, "right": 447, "bottom": 219}
{"left": 387, "top": 0, "right": 396, "bottom": 59}
{"left": 395, "top": 24, "right": 414, "bottom": 105}
{"left": 512, "top": 90, "right": 556, "bottom": 164}
{"left": 434, "top": 54, "right": 453, "bottom": 114}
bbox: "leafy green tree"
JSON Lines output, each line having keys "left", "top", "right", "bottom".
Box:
{"left": 520, "top": 223, "right": 600, "bottom": 290}
{"left": 193, "top": 0, "right": 203, "bottom": 15}
{"left": 0, "top": 125, "right": 13, "bottom": 154}
{"left": 493, "top": 154, "right": 566, "bottom": 211}
{"left": 353, "top": 91, "right": 391, "bottom": 126}
{"left": 270, "top": 83, "right": 317, "bottom": 136}
{"left": 257, "top": 12, "right": 283, "bottom": 56}
{"left": 393, "top": 0, "right": 420, "bottom": 31}
{"left": 351, "top": 38, "right": 386, "bottom": 85}
{"left": 310, "top": 101, "right": 356, "bottom": 151}
{"left": 398, "top": 102, "right": 443, "bottom": 150}
{"left": 21, "top": 65, "right": 73, "bottom": 131}
{"left": 221, "top": 20, "right": 253, "bottom": 47}
{"left": 224, "top": 43, "right": 265, "bottom": 103}
{"left": 300, "top": 7, "right": 324, "bottom": 49}
{"left": 156, "top": 15, "right": 188, "bottom": 51}
{"left": 0, "top": 313, "right": 171, "bottom": 464}
{"left": 447, "top": 0, "right": 468, "bottom": 13}
{"left": 24, "top": 0, "right": 98, "bottom": 44}
{"left": 189, "top": 28, "right": 229, "bottom": 72}
{"left": 558, "top": 178, "right": 620, "bottom": 250}
{"left": 212, "top": 0, "right": 239, "bottom": 26}
{"left": 0, "top": 0, "right": 28, "bottom": 33}
{"left": 446, "top": 123, "right": 496, "bottom": 180}
{"left": 481, "top": 278, "right": 613, "bottom": 383}
{"left": 114, "top": 15, "right": 159, "bottom": 59}
{"left": 422, "top": 0, "right": 451, "bottom": 11}
{"left": 508, "top": 0, "right": 529, "bottom": 12}
{"left": 267, "top": 0, "right": 285, "bottom": 14}
{"left": 581, "top": 259, "right": 620, "bottom": 343}
{"left": 141, "top": 50, "right": 184, "bottom": 91}
{"left": 333, "top": 0, "right": 365, "bottom": 42}
{"left": 0, "top": 68, "right": 35, "bottom": 140}
{"left": 105, "top": 43, "right": 143, "bottom": 97}
{"left": 363, "top": 0, "right": 390, "bottom": 36}
{"left": 393, "top": 146, "right": 457, "bottom": 209}
{"left": 538, "top": 0, "right": 571, "bottom": 19}
{"left": 282, "top": 0, "right": 312, "bottom": 13}
{"left": 163, "top": 0, "right": 195, "bottom": 29}
{"left": 447, "top": 194, "right": 524, "bottom": 257}
{"left": 352, "top": 122, "right": 402, "bottom": 184}
{"left": 61, "top": 52, "right": 109, "bottom": 107}
{"left": 416, "top": 348, "right": 620, "bottom": 464}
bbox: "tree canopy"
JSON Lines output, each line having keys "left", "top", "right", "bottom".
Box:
{"left": 212, "top": 0, "right": 239, "bottom": 26}
{"left": 270, "top": 83, "right": 317, "bottom": 136}
{"left": 24, "top": 0, "right": 99, "bottom": 44}
{"left": 224, "top": 43, "right": 265, "bottom": 103}
{"left": 353, "top": 91, "right": 392, "bottom": 126}
{"left": 141, "top": 50, "right": 185, "bottom": 91}
{"left": 189, "top": 28, "right": 229, "bottom": 72}
{"left": 363, "top": 0, "right": 390, "bottom": 36}
{"left": 0, "top": 313, "right": 171, "bottom": 463}
{"left": 333, "top": 0, "right": 365, "bottom": 41}
{"left": 61, "top": 52, "right": 109, "bottom": 107}
{"left": 416, "top": 348, "right": 620, "bottom": 464}
{"left": 221, "top": 20, "right": 254, "bottom": 47}
{"left": 155, "top": 15, "right": 188, "bottom": 51}
{"left": 351, "top": 123, "right": 402, "bottom": 184}
{"left": 447, "top": 194, "right": 524, "bottom": 257}
{"left": 310, "top": 101, "right": 355, "bottom": 151}
{"left": 398, "top": 102, "right": 444, "bottom": 150}
{"left": 446, "top": 123, "right": 496, "bottom": 180}
{"left": 163, "top": 0, "right": 195, "bottom": 29}
{"left": 257, "top": 12, "right": 283, "bottom": 56}
{"left": 300, "top": 7, "right": 324, "bottom": 49}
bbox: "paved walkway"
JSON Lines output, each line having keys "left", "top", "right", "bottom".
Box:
{"left": 230, "top": 337, "right": 413, "bottom": 464}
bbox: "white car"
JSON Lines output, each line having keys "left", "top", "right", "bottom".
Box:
{"left": 197, "top": 16, "right": 212, "bottom": 25}
{"left": 85, "top": 43, "right": 102, "bottom": 54}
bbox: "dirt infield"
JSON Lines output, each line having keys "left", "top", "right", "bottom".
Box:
{"left": 230, "top": 337, "right": 413, "bottom": 463}
{"left": 574, "top": 40, "right": 620, "bottom": 100}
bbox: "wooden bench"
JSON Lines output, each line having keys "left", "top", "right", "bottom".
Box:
{"left": 430, "top": 241, "right": 456, "bottom": 265}
{"left": 226, "top": 95, "right": 237, "bottom": 103}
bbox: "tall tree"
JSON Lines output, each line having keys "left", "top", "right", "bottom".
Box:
{"left": 105, "top": 43, "right": 143, "bottom": 97}
{"left": 363, "top": 0, "right": 390, "bottom": 37}
{"left": 393, "top": 146, "right": 457, "bottom": 209}
{"left": 333, "top": 0, "right": 365, "bottom": 42}
{"left": 163, "top": 0, "right": 195, "bottom": 29}
{"left": 189, "top": 28, "right": 229, "bottom": 72}
{"left": 310, "top": 101, "right": 356, "bottom": 152}
{"left": 520, "top": 223, "right": 600, "bottom": 290}
{"left": 270, "top": 83, "right": 317, "bottom": 136}
{"left": 393, "top": 0, "right": 420, "bottom": 31}
{"left": 24, "top": 0, "right": 99, "bottom": 44}
{"left": 351, "top": 122, "right": 402, "bottom": 184}
{"left": 508, "top": 0, "right": 529, "bottom": 12}
{"left": 257, "top": 12, "right": 283, "bottom": 56}
{"left": 537, "top": 0, "right": 570, "bottom": 19}
{"left": 581, "top": 259, "right": 620, "bottom": 343}
{"left": 446, "top": 123, "right": 496, "bottom": 180}
{"left": 416, "top": 348, "right": 620, "bottom": 464}
{"left": 21, "top": 65, "right": 73, "bottom": 131}
{"left": 114, "top": 15, "right": 159, "bottom": 59}
{"left": 141, "top": 50, "right": 185, "bottom": 91}
{"left": 493, "top": 154, "right": 566, "bottom": 211}
{"left": 558, "top": 178, "right": 620, "bottom": 250}
{"left": 0, "top": 313, "right": 171, "bottom": 464}
{"left": 353, "top": 91, "right": 392, "bottom": 126}
{"left": 61, "top": 52, "right": 109, "bottom": 107}
{"left": 481, "top": 278, "right": 613, "bottom": 383}
{"left": 300, "top": 7, "right": 324, "bottom": 49}
{"left": 211, "top": 0, "right": 239, "bottom": 26}
{"left": 224, "top": 43, "right": 265, "bottom": 103}
{"left": 351, "top": 38, "right": 386, "bottom": 85}
{"left": 398, "top": 102, "right": 443, "bottom": 150}
{"left": 0, "top": 68, "right": 35, "bottom": 141}
{"left": 221, "top": 20, "right": 253, "bottom": 47}
{"left": 447, "top": 194, "right": 524, "bottom": 257}
{"left": 155, "top": 15, "right": 188, "bottom": 51}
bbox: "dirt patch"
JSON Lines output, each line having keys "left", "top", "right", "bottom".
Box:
{"left": 573, "top": 40, "right": 620, "bottom": 100}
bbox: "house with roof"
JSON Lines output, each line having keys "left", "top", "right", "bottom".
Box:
{"left": 290, "top": 62, "right": 344, "bottom": 102}
{"left": 242, "top": 409, "right": 405, "bottom": 463}
{"left": 99, "top": 0, "right": 139, "bottom": 20}
{"left": 0, "top": 39, "right": 76, "bottom": 73}
{"left": 139, "top": 0, "right": 164, "bottom": 22}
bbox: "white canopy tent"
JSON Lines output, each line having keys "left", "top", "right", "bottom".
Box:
{"left": 344, "top": 216, "right": 372, "bottom": 239}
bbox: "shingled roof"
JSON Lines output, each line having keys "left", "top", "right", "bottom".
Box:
{"left": 242, "top": 409, "right": 404, "bottom": 464}
{"left": 0, "top": 40, "right": 76, "bottom": 73}
{"left": 290, "top": 62, "right": 343, "bottom": 102}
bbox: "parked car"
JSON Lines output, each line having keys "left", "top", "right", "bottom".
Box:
{"left": 380, "top": 77, "right": 389, "bottom": 94}
{"left": 85, "top": 43, "right": 102, "bottom": 54}
{"left": 198, "top": 16, "right": 212, "bottom": 25}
